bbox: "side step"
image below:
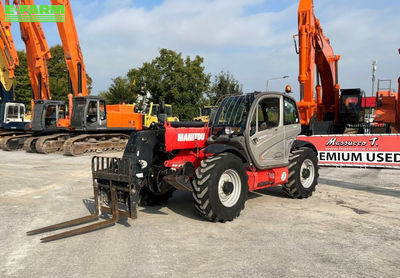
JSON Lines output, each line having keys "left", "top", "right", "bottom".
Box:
{"left": 27, "top": 156, "right": 139, "bottom": 242}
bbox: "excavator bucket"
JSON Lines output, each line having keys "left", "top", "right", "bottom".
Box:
{"left": 27, "top": 156, "right": 139, "bottom": 242}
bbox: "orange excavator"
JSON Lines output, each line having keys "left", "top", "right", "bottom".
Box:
{"left": 0, "top": 0, "right": 24, "bottom": 133}
{"left": 373, "top": 49, "right": 400, "bottom": 133}
{"left": 23, "top": 0, "right": 143, "bottom": 154}
{"left": 0, "top": 0, "right": 70, "bottom": 151}
{"left": 294, "top": 0, "right": 340, "bottom": 134}
{"left": 294, "top": 0, "right": 366, "bottom": 135}
{"left": 295, "top": 1, "right": 400, "bottom": 169}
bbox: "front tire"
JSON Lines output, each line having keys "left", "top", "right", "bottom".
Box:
{"left": 192, "top": 153, "right": 248, "bottom": 222}
{"left": 283, "top": 147, "right": 318, "bottom": 198}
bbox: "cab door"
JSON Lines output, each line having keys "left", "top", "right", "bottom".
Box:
{"left": 86, "top": 100, "right": 107, "bottom": 129}
{"left": 247, "top": 95, "right": 285, "bottom": 169}
{"left": 283, "top": 96, "right": 301, "bottom": 164}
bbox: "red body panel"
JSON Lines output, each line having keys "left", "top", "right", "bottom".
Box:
{"left": 162, "top": 123, "right": 289, "bottom": 190}
{"left": 164, "top": 149, "right": 205, "bottom": 170}
{"left": 163, "top": 123, "right": 209, "bottom": 152}
{"left": 247, "top": 167, "right": 288, "bottom": 191}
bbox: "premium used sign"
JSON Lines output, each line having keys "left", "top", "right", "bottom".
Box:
{"left": 298, "top": 134, "right": 400, "bottom": 168}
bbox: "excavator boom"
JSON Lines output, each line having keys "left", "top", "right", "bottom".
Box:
{"left": 296, "top": 0, "right": 340, "bottom": 128}
{"left": 0, "top": 1, "right": 19, "bottom": 93}
{"left": 13, "top": 0, "right": 51, "bottom": 101}
{"left": 50, "top": 0, "right": 87, "bottom": 97}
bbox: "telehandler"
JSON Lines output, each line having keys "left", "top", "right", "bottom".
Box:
{"left": 28, "top": 92, "right": 319, "bottom": 241}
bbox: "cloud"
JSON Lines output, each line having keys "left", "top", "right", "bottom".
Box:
{"left": 70, "top": 0, "right": 400, "bottom": 98}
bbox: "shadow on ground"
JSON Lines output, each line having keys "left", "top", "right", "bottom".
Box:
{"left": 319, "top": 178, "right": 400, "bottom": 198}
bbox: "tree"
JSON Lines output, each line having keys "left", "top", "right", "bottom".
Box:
{"left": 14, "top": 45, "right": 92, "bottom": 109}
{"left": 14, "top": 51, "right": 32, "bottom": 107}
{"left": 99, "top": 76, "right": 135, "bottom": 104}
{"left": 207, "top": 70, "right": 243, "bottom": 105}
{"left": 13, "top": 45, "right": 93, "bottom": 111}
{"left": 127, "top": 48, "right": 211, "bottom": 120}
{"left": 47, "top": 45, "right": 92, "bottom": 102}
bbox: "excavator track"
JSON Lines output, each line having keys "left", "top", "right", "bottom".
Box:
{"left": 35, "top": 133, "right": 72, "bottom": 154}
{"left": 0, "top": 134, "right": 32, "bottom": 151}
{"left": 63, "top": 133, "right": 130, "bottom": 156}
{"left": 23, "top": 136, "right": 41, "bottom": 153}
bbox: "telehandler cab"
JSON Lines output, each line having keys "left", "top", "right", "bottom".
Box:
{"left": 28, "top": 92, "right": 319, "bottom": 241}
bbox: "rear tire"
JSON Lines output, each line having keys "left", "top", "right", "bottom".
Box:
{"left": 192, "top": 153, "right": 248, "bottom": 222}
{"left": 283, "top": 147, "right": 318, "bottom": 198}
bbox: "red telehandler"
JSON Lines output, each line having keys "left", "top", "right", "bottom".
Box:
{"left": 28, "top": 92, "right": 319, "bottom": 241}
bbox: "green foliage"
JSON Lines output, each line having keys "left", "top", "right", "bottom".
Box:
{"left": 13, "top": 44, "right": 92, "bottom": 111}
{"left": 102, "top": 49, "right": 243, "bottom": 120}
{"left": 126, "top": 48, "right": 211, "bottom": 120}
{"left": 99, "top": 76, "right": 135, "bottom": 104}
{"left": 48, "top": 45, "right": 92, "bottom": 102}
{"left": 207, "top": 70, "right": 243, "bottom": 105}
{"left": 14, "top": 51, "right": 32, "bottom": 109}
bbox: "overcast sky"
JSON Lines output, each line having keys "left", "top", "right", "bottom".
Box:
{"left": 10, "top": 0, "right": 400, "bottom": 100}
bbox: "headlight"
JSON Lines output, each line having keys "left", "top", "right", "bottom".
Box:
{"left": 224, "top": 126, "right": 235, "bottom": 135}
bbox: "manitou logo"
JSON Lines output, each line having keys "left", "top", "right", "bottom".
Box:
{"left": 177, "top": 133, "right": 205, "bottom": 142}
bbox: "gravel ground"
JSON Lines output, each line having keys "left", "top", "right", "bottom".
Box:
{"left": 0, "top": 150, "right": 399, "bottom": 278}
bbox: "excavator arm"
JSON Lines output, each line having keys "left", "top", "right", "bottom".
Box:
{"left": 51, "top": 0, "right": 87, "bottom": 97}
{"left": 295, "top": 0, "right": 340, "bottom": 127}
{"left": 0, "top": 1, "right": 19, "bottom": 98}
{"left": 12, "top": 0, "right": 51, "bottom": 102}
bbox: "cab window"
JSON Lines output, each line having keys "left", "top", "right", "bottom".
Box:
{"left": 58, "top": 105, "right": 66, "bottom": 119}
{"left": 99, "top": 101, "right": 106, "bottom": 120}
{"left": 284, "top": 97, "right": 299, "bottom": 125}
{"left": 7, "top": 106, "right": 18, "bottom": 119}
{"left": 87, "top": 101, "right": 98, "bottom": 123}
{"left": 250, "top": 97, "right": 280, "bottom": 135}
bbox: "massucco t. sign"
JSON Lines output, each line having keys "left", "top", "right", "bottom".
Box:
{"left": 298, "top": 134, "right": 400, "bottom": 168}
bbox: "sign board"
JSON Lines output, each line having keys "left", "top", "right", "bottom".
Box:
{"left": 298, "top": 134, "right": 400, "bottom": 169}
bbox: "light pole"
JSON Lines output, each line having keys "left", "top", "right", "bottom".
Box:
{"left": 266, "top": 75, "right": 289, "bottom": 92}
{"left": 372, "top": 60, "right": 377, "bottom": 97}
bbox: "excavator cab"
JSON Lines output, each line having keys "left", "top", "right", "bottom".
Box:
{"left": 339, "top": 89, "right": 364, "bottom": 125}
{"left": 144, "top": 102, "right": 179, "bottom": 127}
{"left": 0, "top": 101, "right": 29, "bottom": 130}
{"left": 31, "top": 100, "right": 67, "bottom": 133}
{"left": 70, "top": 96, "right": 107, "bottom": 131}
{"left": 193, "top": 106, "right": 218, "bottom": 122}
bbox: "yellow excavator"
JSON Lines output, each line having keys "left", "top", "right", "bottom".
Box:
{"left": 193, "top": 106, "right": 217, "bottom": 122}
{"left": 144, "top": 102, "right": 179, "bottom": 127}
